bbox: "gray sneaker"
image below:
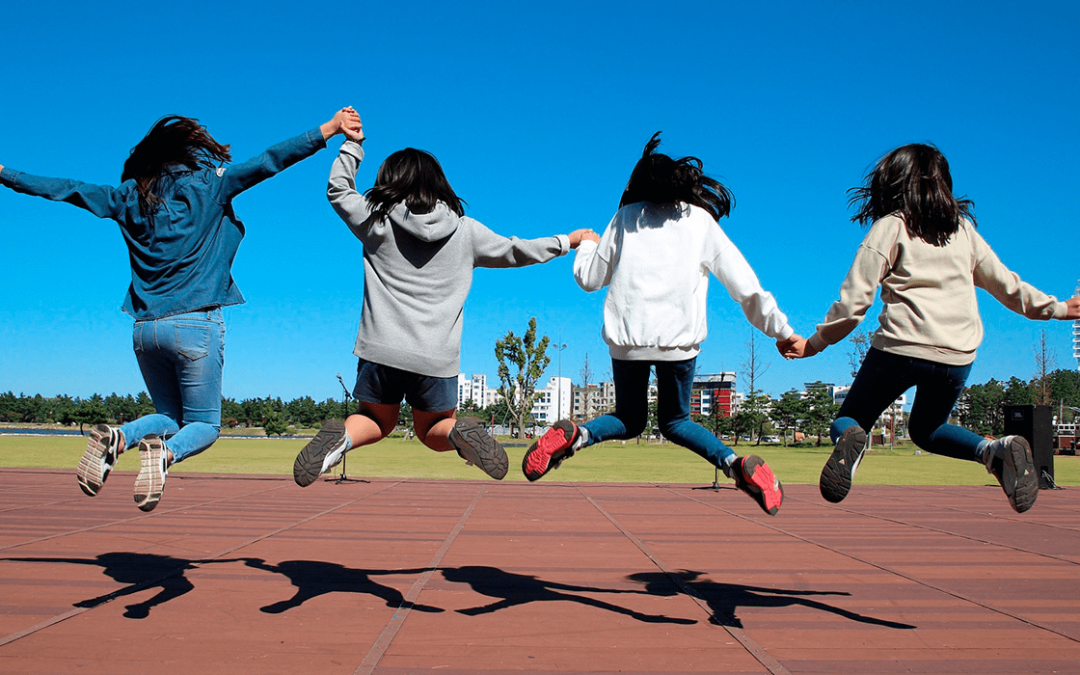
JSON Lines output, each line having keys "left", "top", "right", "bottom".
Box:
{"left": 293, "top": 420, "right": 352, "bottom": 487}
{"left": 984, "top": 435, "right": 1038, "bottom": 513}
{"left": 449, "top": 417, "right": 508, "bottom": 480}
{"left": 77, "top": 424, "right": 125, "bottom": 497}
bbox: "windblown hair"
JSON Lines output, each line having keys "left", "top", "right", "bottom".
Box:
{"left": 848, "top": 143, "right": 975, "bottom": 246}
{"left": 365, "top": 148, "right": 466, "bottom": 220}
{"left": 619, "top": 132, "right": 733, "bottom": 222}
{"left": 121, "top": 116, "right": 232, "bottom": 218}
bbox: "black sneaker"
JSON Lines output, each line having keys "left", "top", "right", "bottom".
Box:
{"left": 984, "top": 435, "right": 1038, "bottom": 513}
{"left": 449, "top": 417, "right": 508, "bottom": 480}
{"left": 293, "top": 420, "right": 352, "bottom": 487}
{"left": 522, "top": 419, "right": 579, "bottom": 482}
{"left": 819, "top": 425, "right": 867, "bottom": 503}
{"left": 77, "top": 424, "right": 125, "bottom": 497}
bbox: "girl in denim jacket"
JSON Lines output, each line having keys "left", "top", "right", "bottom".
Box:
{"left": 0, "top": 108, "right": 361, "bottom": 511}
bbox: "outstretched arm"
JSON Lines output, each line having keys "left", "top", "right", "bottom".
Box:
{"left": 573, "top": 224, "right": 611, "bottom": 292}
{"left": 0, "top": 164, "right": 127, "bottom": 220}
{"left": 973, "top": 231, "right": 1075, "bottom": 320}
{"left": 327, "top": 135, "right": 375, "bottom": 233}
{"left": 216, "top": 107, "right": 362, "bottom": 200}
{"left": 472, "top": 222, "right": 571, "bottom": 268}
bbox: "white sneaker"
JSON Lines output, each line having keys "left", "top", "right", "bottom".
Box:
{"left": 77, "top": 424, "right": 125, "bottom": 497}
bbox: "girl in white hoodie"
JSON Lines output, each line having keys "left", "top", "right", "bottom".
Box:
{"left": 522, "top": 133, "right": 797, "bottom": 515}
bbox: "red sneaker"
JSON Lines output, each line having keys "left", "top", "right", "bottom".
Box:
{"left": 733, "top": 455, "right": 783, "bottom": 516}
{"left": 522, "top": 420, "right": 579, "bottom": 482}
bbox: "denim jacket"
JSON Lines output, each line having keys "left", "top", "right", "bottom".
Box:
{"left": 0, "top": 128, "right": 326, "bottom": 319}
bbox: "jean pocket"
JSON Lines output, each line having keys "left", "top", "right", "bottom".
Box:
{"left": 132, "top": 322, "right": 145, "bottom": 353}
{"left": 174, "top": 323, "right": 211, "bottom": 361}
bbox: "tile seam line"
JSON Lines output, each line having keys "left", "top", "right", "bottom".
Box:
{"left": 353, "top": 484, "right": 486, "bottom": 675}
{"left": 791, "top": 484, "right": 1080, "bottom": 534}
{"left": 781, "top": 492, "right": 1080, "bottom": 567}
{"left": 0, "top": 482, "right": 296, "bottom": 553}
{"left": 668, "top": 486, "right": 1080, "bottom": 645}
{"left": 0, "top": 480, "right": 403, "bottom": 648}
{"left": 577, "top": 484, "right": 792, "bottom": 675}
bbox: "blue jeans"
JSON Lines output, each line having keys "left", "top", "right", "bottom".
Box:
{"left": 832, "top": 347, "right": 984, "bottom": 462}
{"left": 120, "top": 309, "right": 224, "bottom": 463}
{"left": 582, "top": 357, "right": 736, "bottom": 469}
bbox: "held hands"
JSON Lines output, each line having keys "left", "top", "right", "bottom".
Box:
{"left": 568, "top": 228, "right": 600, "bottom": 249}
{"left": 321, "top": 107, "right": 364, "bottom": 142}
{"left": 779, "top": 336, "right": 821, "bottom": 360}
{"left": 1065, "top": 296, "right": 1080, "bottom": 320}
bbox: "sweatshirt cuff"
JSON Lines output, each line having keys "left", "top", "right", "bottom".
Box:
{"left": 775, "top": 324, "right": 795, "bottom": 341}
{"left": 1052, "top": 301, "right": 1069, "bottom": 320}
{"left": 0, "top": 166, "right": 18, "bottom": 185}
{"left": 340, "top": 140, "right": 365, "bottom": 161}
{"left": 808, "top": 333, "right": 829, "bottom": 352}
{"left": 554, "top": 234, "right": 570, "bottom": 255}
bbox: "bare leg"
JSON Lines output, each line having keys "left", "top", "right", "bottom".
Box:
{"left": 413, "top": 409, "right": 457, "bottom": 452}
{"left": 344, "top": 402, "right": 400, "bottom": 449}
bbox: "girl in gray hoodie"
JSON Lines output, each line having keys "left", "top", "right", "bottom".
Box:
{"left": 293, "top": 116, "right": 593, "bottom": 486}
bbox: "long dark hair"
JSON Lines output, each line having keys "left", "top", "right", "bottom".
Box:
{"left": 365, "top": 147, "right": 466, "bottom": 220}
{"left": 848, "top": 143, "right": 975, "bottom": 246}
{"left": 121, "top": 116, "right": 232, "bottom": 218}
{"left": 619, "top": 132, "right": 733, "bottom": 222}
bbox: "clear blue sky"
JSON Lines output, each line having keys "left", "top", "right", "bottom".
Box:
{"left": 1, "top": 0, "right": 1077, "bottom": 404}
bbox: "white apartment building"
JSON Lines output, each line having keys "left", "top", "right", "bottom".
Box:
{"left": 530, "top": 376, "right": 573, "bottom": 425}
{"left": 457, "top": 373, "right": 499, "bottom": 409}
{"left": 573, "top": 381, "right": 616, "bottom": 420}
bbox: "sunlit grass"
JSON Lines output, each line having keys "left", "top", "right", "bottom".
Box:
{"left": 2, "top": 433, "right": 1077, "bottom": 486}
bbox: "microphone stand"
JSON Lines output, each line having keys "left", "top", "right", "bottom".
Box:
{"left": 330, "top": 373, "right": 364, "bottom": 484}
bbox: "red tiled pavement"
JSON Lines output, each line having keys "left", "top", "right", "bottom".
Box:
{"left": 1, "top": 467, "right": 1079, "bottom": 674}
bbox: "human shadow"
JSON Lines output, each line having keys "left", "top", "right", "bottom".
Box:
{"left": 442, "top": 565, "right": 697, "bottom": 625}
{"left": 1, "top": 552, "right": 244, "bottom": 619}
{"left": 242, "top": 558, "right": 444, "bottom": 614}
{"left": 627, "top": 571, "right": 916, "bottom": 630}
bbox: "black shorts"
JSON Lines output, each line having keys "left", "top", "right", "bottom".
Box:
{"left": 351, "top": 358, "right": 458, "bottom": 412}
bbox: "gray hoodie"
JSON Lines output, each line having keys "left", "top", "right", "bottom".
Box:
{"left": 328, "top": 141, "right": 569, "bottom": 378}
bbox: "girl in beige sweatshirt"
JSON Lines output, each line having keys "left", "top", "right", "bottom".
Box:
{"left": 785, "top": 143, "right": 1080, "bottom": 513}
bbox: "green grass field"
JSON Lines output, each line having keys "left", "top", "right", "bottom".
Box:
{"left": 2, "top": 433, "right": 1077, "bottom": 486}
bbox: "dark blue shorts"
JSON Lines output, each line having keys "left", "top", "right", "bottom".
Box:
{"left": 352, "top": 359, "right": 458, "bottom": 413}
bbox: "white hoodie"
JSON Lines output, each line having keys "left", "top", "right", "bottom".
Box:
{"left": 573, "top": 202, "right": 793, "bottom": 361}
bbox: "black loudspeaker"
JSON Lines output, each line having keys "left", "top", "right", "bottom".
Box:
{"left": 1003, "top": 405, "right": 1054, "bottom": 489}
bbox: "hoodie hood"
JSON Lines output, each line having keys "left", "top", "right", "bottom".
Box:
{"left": 387, "top": 201, "right": 460, "bottom": 243}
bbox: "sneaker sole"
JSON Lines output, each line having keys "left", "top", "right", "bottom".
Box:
{"left": 741, "top": 455, "right": 784, "bottom": 516}
{"left": 450, "top": 418, "right": 508, "bottom": 480}
{"left": 820, "top": 426, "right": 866, "bottom": 503}
{"left": 522, "top": 420, "right": 577, "bottom": 482}
{"left": 134, "top": 437, "right": 167, "bottom": 512}
{"left": 77, "top": 424, "right": 116, "bottom": 497}
{"left": 1002, "top": 436, "right": 1038, "bottom": 513}
{"left": 294, "top": 420, "right": 349, "bottom": 487}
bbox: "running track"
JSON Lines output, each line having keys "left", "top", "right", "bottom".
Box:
{"left": 1, "top": 468, "right": 1078, "bottom": 674}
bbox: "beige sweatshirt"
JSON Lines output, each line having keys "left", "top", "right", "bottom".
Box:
{"left": 809, "top": 215, "right": 1068, "bottom": 365}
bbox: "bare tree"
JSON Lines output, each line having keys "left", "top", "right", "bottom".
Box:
{"left": 1034, "top": 330, "right": 1057, "bottom": 405}
{"left": 847, "top": 329, "right": 871, "bottom": 380}
{"left": 738, "top": 330, "right": 771, "bottom": 445}
{"left": 578, "top": 352, "right": 595, "bottom": 421}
